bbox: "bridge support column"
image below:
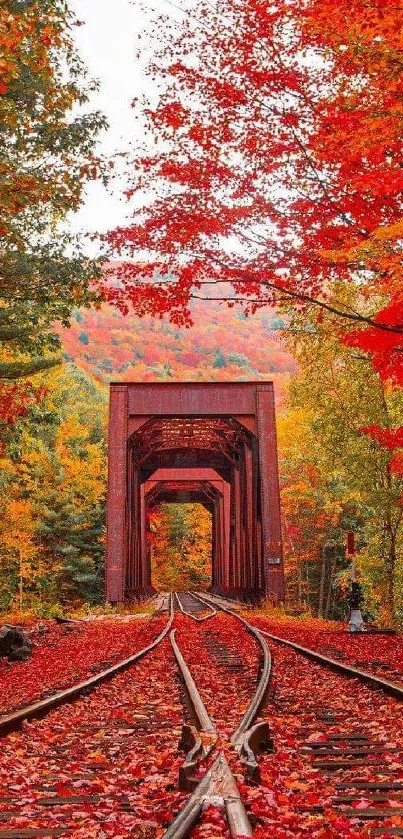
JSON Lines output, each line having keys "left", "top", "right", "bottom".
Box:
{"left": 106, "top": 385, "right": 128, "bottom": 602}
{"left": 256, "top": 387, "right": 284, "bottom": 600}
{"left": 223, "top": 481, "right": 231, "bottom": 589}
{"left": 211, "top": 499, "right": 219, "bottom": 588}
{"left": 243, "top": 444, "right": 254, "bottom": 591}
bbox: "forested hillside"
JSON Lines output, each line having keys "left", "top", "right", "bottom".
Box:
{"left": 59, "top": 298, "right": 294, "bottom": 392}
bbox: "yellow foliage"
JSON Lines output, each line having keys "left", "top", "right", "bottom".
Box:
{"left": 0, "top": 364, "right": 107, "bottom": 613}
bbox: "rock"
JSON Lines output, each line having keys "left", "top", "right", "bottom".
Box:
{"left": 8, "top": 645, "right": 32, "bottom": 662}
{"left": 0, "top": 625, "right": 32, "bottom": 662}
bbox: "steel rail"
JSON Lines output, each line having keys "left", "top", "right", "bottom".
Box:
{"left": 190, "top": 592, "right": 403, "bottom": 836}
{"left": 164, "top": 628, "right": 253, "bottom": 839}
{"left": 194, "top": 592, "right": 403, "bottom": 701}
{"left": 192, "top": 591, "right": 274, "bottom": 780}
{"left": 0, "top": 595, "right": 175, "bottom": 737}
{"left": 259, "top": 630, "right": 403, "bottom": 700}
{"left": 170, "top": 628, "right": 216, "bottom": 735}
{"left": 175, "top": 591, "right": 217, "bottom": 622}
{"left": 163, "top": 768, "right": 212, "bottom": 839}
{"left": 191, "top": 591, "right": 273, "bottom": 746}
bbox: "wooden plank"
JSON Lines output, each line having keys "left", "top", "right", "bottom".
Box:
{"left": 342, "top": 808, "right": 403, "bottom": 819}
{"left": 0, "top": 830, "right": 67, "bottom": 838}
{"left": 307, "top": 748, "right": 389, "bottom": 756}
{"left": 38, "top": 795, "right": 99, "bottom": 806}
{"left": 335, "top": 795, "right": 403, "bottom": 804}
{"left": 314, "top": 759, "right": 382, "bottom": 769}
{"left": 336, "top": 783, "right": 403, "bottom": 791}
{"left": 321, "top": 735, "right": 370, "bottom": 742}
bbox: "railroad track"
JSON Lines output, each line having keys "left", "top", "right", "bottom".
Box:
{"left": 0, "top": 600, "right": 175, "bottom": 738}
{"left": 196, "top": 590, "right": 403, "bottom": 836}
{"left": 1, "top": 590, "right": 401, "bottom": 837}
{"left": 194, "top": 591, "right": 403, "bottom": 699}
{"left": 270, "top": 641, "right": 403, "bottom": 837}
{"left": 0, "top": 593, "right": 272, "bottom": 838}
{"left": 165, "top": 591, "right": 273, "bottom": 837}
{"left": 175, "top": 590, "right": 216, "bottom": 621}
{"left": 0, "top": 598, "right": 179, "bottom": 838}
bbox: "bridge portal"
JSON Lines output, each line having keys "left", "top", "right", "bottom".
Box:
{"left": 106, "top": 382, "right": 284, "bottom": 602}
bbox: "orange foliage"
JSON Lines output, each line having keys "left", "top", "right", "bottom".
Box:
{"left": 59, "top": 299, "right": 294, "bottom": 400}
{"left": 149, "top": 503, "right": 212, "bottom": 591}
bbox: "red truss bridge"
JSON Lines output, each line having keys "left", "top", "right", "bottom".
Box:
{"left": 106, "top": 381, "right": 284, "bottom": 602}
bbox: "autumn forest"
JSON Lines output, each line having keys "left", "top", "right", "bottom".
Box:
{"left": 2, "top": 2, "right": 403, "bottom": 838}
{"left": 1, "top": 0, "right": 403, "bottom": 630}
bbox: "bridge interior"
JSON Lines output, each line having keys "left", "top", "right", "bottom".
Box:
{"left": 145, "top": 468, "right": 225, "bottom": 591}
{"left": 106, "top": 383, "right": 284, "bottom": 602}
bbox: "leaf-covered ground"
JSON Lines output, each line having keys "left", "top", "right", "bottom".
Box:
{"left": 0, "top": 615, "right": 166, "bottom": 715}
{"left": 237, "top": 638, "right": 403, "bottom": 838}
{"left": 0, "top": 637, "right": 187, "bottom": 838}
{"left": 248, "top": 615, "right": 403, "bottom": 686}
{"left": 0, "top": 613, "right": 402, "bottom": 837}
{"left": 0, "top": 615, "right": 257, "bottom": 839}
{"left": 0, "top": 614, "right": 260, "bottom": 838}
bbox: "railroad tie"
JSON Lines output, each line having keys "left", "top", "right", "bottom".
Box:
{"left": 300, "top": 730, "right": 403, "bottom": 831}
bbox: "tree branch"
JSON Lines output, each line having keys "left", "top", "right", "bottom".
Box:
{"left": 0, "top": 357, "right": 61, "bottom": 380}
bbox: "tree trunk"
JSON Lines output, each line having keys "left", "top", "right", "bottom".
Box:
{"left": 384, "top": 525, "right": 396, "bottom": 625}
{"left": 0, "top": 357, "right": 60, "bottom": 380}
{"left": 324, "top": 553, "right": 336, "bottom": 619}
{"left": 298, "top": 562, "right": 304, "bottom": 606}
{"left": 318, "top": 546, "right": 327, "bottom": 619}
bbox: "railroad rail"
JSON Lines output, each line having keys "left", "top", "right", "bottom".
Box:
{"left": 195, "top": 591, "right": 403, "bottom": 700}
{"left": 163, "top": 593, "right": 273, "bottom": 838}
{"left": 166, "top": 628, "right": 252, "bottom": 838}
{"left": 190, "top": 592, "right": 273, "bottom": 759}
{"left": 1, "top": 591, "right": 401, "bottom": 837}
{"left": 0, "top": 595, "right": 175, "bottom": 737}
{"left": 175, "top": 590, "right": 216, "bottom": 621}
{"left": 195, "top": 590, "right": 403, "bottom": 836}
{"left": 0, "top": 591, "right": 271, "bottom": 838}
{"left": 260, "top": 630, "right": 403, "bottom": 699}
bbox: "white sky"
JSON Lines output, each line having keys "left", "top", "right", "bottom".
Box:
{"left": 69, "top": 0, "right": 184, "bottom": 237}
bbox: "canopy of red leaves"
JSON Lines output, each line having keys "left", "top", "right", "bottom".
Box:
{"left": 359, "top": 424, "right": 403, "bottom": 474}
{"left": 0, "top": 382, "right": 46, "bottom": 428}
{"left": 105, "top": 0, "right": 403, "bottom": 390}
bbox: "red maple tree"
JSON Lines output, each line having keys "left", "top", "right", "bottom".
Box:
{"left": 106, "top": 0, "right": 403, "bottom": 375}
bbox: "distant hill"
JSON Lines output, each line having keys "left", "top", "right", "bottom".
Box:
{"left": 59, "top": 298, "right": 295, "bottom": 401}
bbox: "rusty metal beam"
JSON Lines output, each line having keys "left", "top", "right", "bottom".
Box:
{"left": 256, "top": 386, "right": 284, "bottom": 600}
{"left": 106, "top": 385, "right": 128, "bottom": 602}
